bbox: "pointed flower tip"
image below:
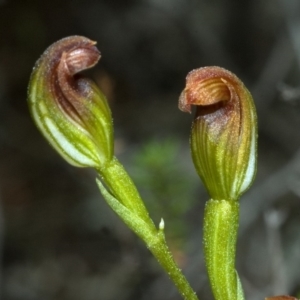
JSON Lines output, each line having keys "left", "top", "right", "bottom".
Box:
{"left": 28, "top": 36, "right": 113, "bottom": 169}
{"left": 179, "top": 66, "right": 257, "bottom": 201}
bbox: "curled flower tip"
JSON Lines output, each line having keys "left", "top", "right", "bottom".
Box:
{"left": 179, "top": 66, "right": 257, "bottom": 201}
{"left": 28, "top": 36, "right": 113, "bottom": 169}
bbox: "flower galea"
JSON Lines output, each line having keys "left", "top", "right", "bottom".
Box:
{"left": 28, "top": 36, "right": 113, "bottom": 169}
{"left": 179, "top": 66, "right": 257, "bottom": 201}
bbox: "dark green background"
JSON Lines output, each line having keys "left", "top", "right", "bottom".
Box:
{"left": 0, "top": 0, "right": 300, "bottom": 299}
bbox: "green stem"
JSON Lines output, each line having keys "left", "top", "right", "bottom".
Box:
{"left": 203, "top": 199, "right": 244, "bottom": 300}
{"left": 96, "top": 157, "right": 198, "bottom": 300}
{"left": 149, "top": 229, "right": 199, "bottom": 300}
{"left": 98, "top": 156, "right": 154, "bottom": 226}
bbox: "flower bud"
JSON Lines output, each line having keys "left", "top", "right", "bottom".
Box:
{"left": 179, "top": 67, "right": 257, "bottom": 200}
{"left": 28, "top": 36, "right": 113, "bottom": 169}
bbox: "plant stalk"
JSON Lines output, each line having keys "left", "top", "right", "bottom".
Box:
{"left": 96, "top": 157, "right": 199, "bottom": 300}
{"left": 203, "top": 199, "right": 244, "bottom": 300}
{"left": 148, "top": 229, "right": 199, "bottom": 300}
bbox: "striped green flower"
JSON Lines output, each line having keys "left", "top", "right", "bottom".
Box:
{"left": 179, "top": 66, "right": 257, "bottom": 201}
{"left": 28, "top": 36, "right": 113, "bottom": 169}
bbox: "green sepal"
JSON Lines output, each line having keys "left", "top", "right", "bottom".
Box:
{"left": 190, "top": 84, "right": 257, "bottom": 201}
{"left": 28, "top": 36, "right": 114, "bottom": 169}
{"left": 180, "top": 67, "right": 257, "bottom": 201}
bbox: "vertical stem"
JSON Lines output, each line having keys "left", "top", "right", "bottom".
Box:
{"left": 203, "top": 199, "right": 244, "bottom": 300}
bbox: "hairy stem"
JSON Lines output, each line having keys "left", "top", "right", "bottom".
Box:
{"left": 96, "top": 157, "right": 198, "bottom": 300}
{"left": 203, "top": 199, "right": 244, "bottom": 300}
{"left": 98, "top": 157, "right": 154, "bottom": 226}
{"left": 149, "top": 229, "right": 199, "bottom": 300}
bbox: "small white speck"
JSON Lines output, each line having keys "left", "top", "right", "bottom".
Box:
{"left": 159, "top": 218, "right": 165, "bottom": 230}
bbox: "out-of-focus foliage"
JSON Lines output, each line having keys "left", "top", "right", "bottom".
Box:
{"left": 129, "top": 139, "right": 197, "bottom": 246}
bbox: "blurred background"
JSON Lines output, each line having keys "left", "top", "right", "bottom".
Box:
{"left": 1, "top": 0, "right": 300, "bottom": 299}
